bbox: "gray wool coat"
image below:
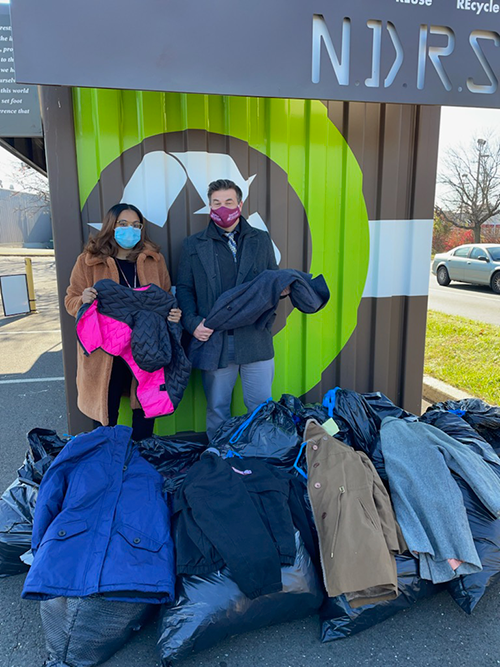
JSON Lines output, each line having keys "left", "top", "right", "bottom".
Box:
{"left": 380, "top": 416, "right": 500, "bottom": 584}
{"left": 176, "top": 217, "right": 278, "bottom": 368}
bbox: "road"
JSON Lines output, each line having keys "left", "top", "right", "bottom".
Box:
{"left": 428, "top": 268, "right": 500, "bottom": 326}
{"left": 0, "top": 256, "right": 500, "bottom": 667}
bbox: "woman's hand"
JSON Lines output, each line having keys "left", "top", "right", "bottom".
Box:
{"left": 82, "top": 287, "right": 97, "bottom": 304}
{"left": 168, "top": 307, "right": 182, "bottom": 324}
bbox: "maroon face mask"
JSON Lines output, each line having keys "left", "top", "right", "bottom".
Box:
{"left": 210, "top": 205, "right": 241, "bottom": 228}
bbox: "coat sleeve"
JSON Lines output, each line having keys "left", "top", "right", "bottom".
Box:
{"left": 362, "top": 454, "right": 408, "bottom": 554}
{"left": 286, "top": 475, "right": 321, "bottom": 567}
{"left": 266, "top": 233, "right": 279, "bottom": 271}
{"left": 64, "top": 254, "right": 89, "bottom": 318}
{"left": 31, "top": 463, "right": 68, "bottom": 556}
{"left": 175, "top": 238, "right": 203, "bottom": 335}
{"left": 157, "top": 254, "right": 172, "bottom": 294}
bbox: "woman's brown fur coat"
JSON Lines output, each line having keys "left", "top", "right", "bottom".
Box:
{"left": 64, "top": 245, "right": 172, "bottom": 425}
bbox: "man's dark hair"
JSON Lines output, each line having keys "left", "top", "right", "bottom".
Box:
{"left": 207, "top": 179, "right": 243, "bottom": 204}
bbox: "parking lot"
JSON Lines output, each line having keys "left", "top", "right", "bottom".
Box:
{"left": 0, "top": 255, "right": 500, "bottom": 667}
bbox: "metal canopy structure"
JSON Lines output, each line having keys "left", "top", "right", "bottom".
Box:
{"left": 9, "top": 0, "right": 500, "bottom": 109}
{"left": 0, "top": 136, "right": 46, "bottom": 174}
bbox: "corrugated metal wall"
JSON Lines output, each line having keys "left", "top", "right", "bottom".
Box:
{"left": 44, "top": 88, "right": 439, "bottom": 434}
{"left": 316, "top": 102, "right": 440, "bottom": 412}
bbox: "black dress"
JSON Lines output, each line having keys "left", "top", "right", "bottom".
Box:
{"left": 105, "top": 258, "right": 155, "bottom": 440}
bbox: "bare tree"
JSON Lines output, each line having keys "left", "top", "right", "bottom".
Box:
{"left": 8, "top": 162, "right": 50, "bottom": 208}
{"left": 435, "top": 135, "right": 500, "bottom": 243}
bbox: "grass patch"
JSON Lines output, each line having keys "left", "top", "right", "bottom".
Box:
{"left": 425, "top": 310, "right": 500, "bottom": 406}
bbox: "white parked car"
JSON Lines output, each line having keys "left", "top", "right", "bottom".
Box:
{"left": 432, "top": 243, "right": 500, "bottom": 294}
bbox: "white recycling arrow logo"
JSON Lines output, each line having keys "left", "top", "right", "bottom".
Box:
{"left": 89, "top": 150, "right": 281, "bottom": 264}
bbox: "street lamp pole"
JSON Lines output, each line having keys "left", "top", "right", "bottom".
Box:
{"left": 475, "top": 138, "right": 486, "bottom": 198}
{"left": 474, "top": 138, "right": 487, "bottom": 242}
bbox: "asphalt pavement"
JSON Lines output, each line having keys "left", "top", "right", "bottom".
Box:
{"left": 428, "top": 269, "right": 500, "bottom": 326}
{"left": 0, "top": 256, "right": 499, "bottom": 667}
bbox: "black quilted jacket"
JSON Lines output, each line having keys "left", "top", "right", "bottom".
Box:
{"left": 77, "top": 279, "right": 191, "bottom": 410}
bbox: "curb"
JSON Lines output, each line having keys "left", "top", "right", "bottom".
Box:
{"left": 0, "top": 248, "right": 55, "bottom": 257}
{"left": 422, "top": 375, "right": 472, "bottom": 406}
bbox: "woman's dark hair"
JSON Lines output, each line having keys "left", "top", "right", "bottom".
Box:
{"left": 84, "top": 203, "right": 159, "bottom": 260}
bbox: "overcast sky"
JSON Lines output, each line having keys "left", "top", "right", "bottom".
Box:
{"left": 438, "top": 106, "right": 500, "bottom": 161}
{"left": 435, "top": 106, "right": 500, "bottom": 203}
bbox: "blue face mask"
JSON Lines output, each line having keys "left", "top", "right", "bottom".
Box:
{"left": 114, "top": 227, "right": 141, "bottom": 249}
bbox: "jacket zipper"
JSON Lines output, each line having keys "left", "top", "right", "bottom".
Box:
{"left": 123, "top": 439, "right": 134, "bottom": 470}
{"left": 93, "top": 438, "right": 134, "bottom": 591}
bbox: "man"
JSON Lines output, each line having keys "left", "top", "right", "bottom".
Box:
{"left": 176, "top": 178, "right": 285, "bottom": 438}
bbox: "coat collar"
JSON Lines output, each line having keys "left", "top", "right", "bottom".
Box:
{"left": 84, "top": 243, "right": 161, "bottom": 266}
{"left": 202, "top": 216, "right": 256, "bottom": 242}
{"left": 195, "top": 216, "right": 259, "bottom": 289}
{"left": 236, "top": 232, "right": 258, "bottom": 286}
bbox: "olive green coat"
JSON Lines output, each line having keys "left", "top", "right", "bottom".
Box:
{"left": 304, "top": 420, "right": 407, "bottom": 608}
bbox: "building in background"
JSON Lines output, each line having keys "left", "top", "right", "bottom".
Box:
{"left": 0, "top": 186, "right": 51, "bottom": 247}
{"left": 0, "top": 148, "right": 51, "bottom": 247}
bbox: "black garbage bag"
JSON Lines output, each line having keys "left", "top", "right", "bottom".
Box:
{"left": 322, "top": 388, "right": 381, "bottom": 457}
{"left": 0, "top": 428, "right": 67, "bottom": 577}
{"left": 278, "top": 394, "right": 329, "bottom": 437}
{"left": 41, "top": 596, "right": 155, "bottom": 667}
{"left": 157, "top": 532, "right": 324, "bottom": 666}
{"left": 423, "top": 398, "right": 500, "bottom": 453}
{"left": 363, "top": 391, "right": 416, "bottom": 421}
{"left": 137, "top": 437, "right": 207, "bottom": 493}
{"left": 419, "top": 409, "right": 498, "bottom": 459}
{"left": 446, "top": 475, "right": 500, "bottom": 614}
{"left": 210, "top": 399, "right": 301, "bottom": 471}
{"left": 0, "top": 479, "right": 37, "bottom": 577}
{"left": 322, "top": 389, "right": 417, "bottom": 479}
{"left": 322, "top": 389, "right": 387, "bottom": 478}
{"left": 18, "top": 427, "right": 67, "bottom": 485}
{"left": 320, "top": 553, "right": 443, "bottom": 642}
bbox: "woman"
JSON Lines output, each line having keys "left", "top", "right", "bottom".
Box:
{"left": 65, "top": 203, "right": 181, "bottom": 440}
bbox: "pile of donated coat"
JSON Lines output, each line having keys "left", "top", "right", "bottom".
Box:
{"left": 1, "top": 391, "right": 500, "bottom": 666}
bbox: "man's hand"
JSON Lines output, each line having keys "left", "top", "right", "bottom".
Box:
{"left": 82, "top": 287, "right": 97, "bottom": 304}
{"left": 193, "top": 319, "right": 214, "bottom": 342}
{"left": 280, "top": 285, "right": 291, "bottom": 297}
